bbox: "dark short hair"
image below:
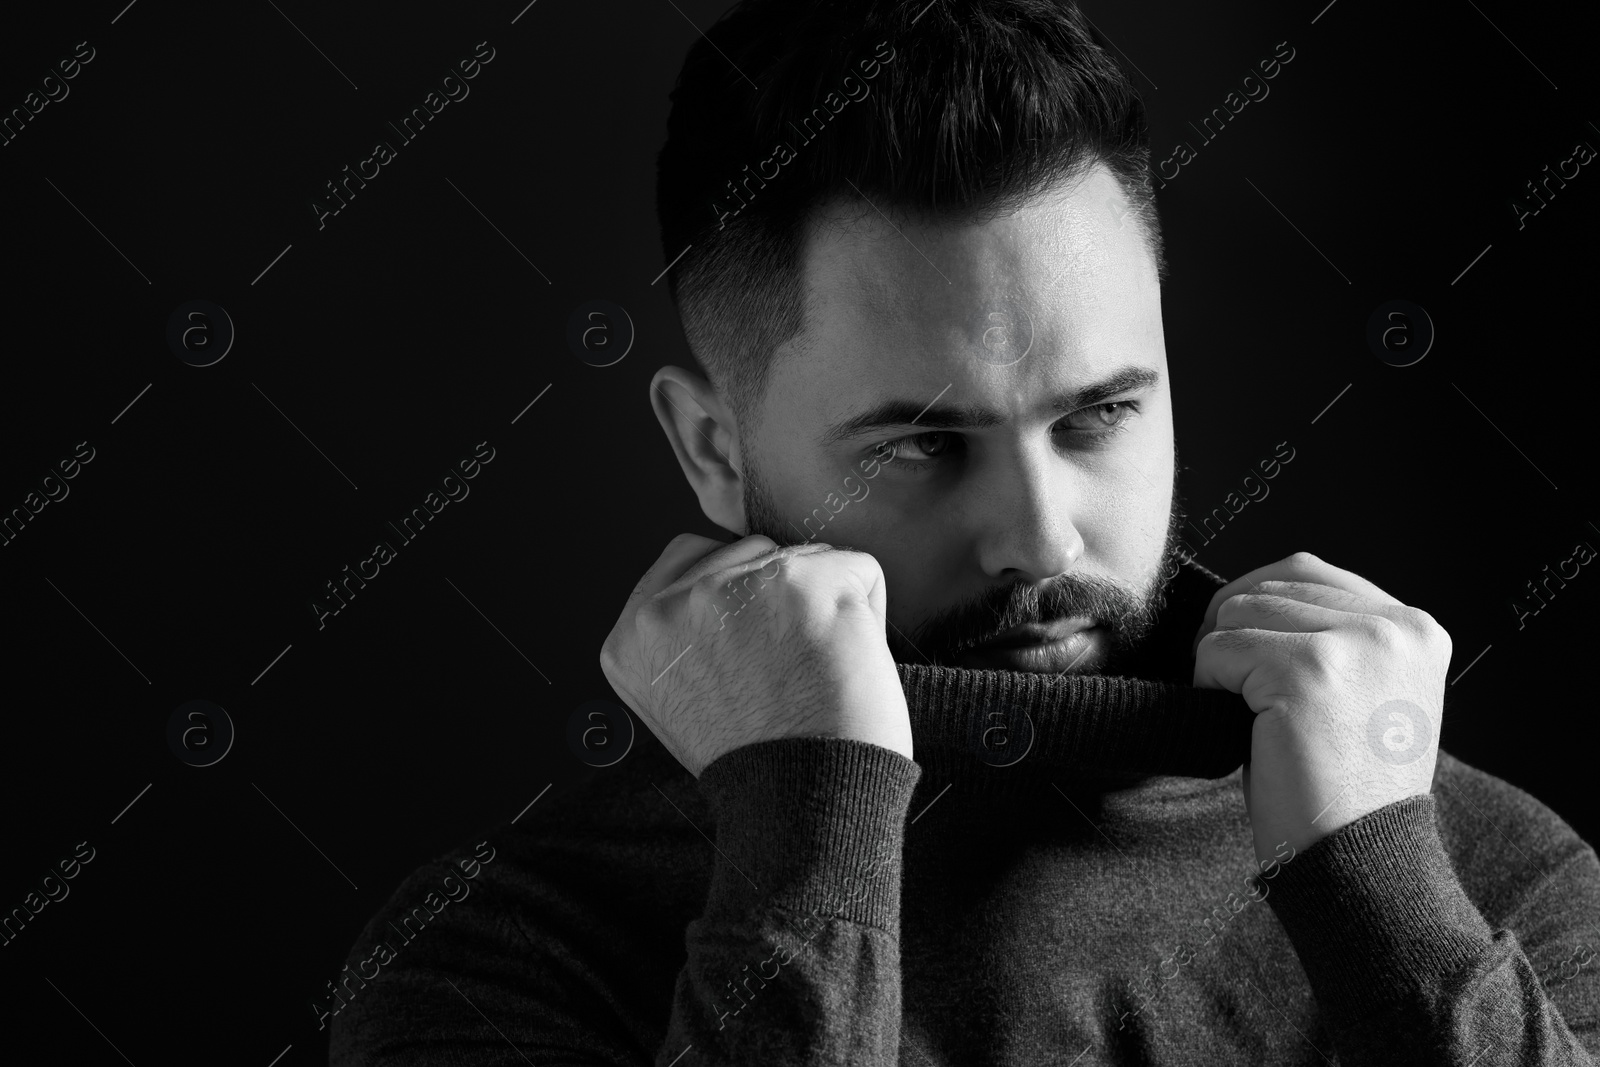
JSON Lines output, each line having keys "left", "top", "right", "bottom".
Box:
{"left": 655, "top": 0, "right": 1165, "bottom": 429}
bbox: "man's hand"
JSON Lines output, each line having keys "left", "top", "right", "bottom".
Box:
{"left": 600, "top": 533, "right": 912, "bottom": 778}
{"left": 1191, "top": 552, "right": 1451, "bottom": 865}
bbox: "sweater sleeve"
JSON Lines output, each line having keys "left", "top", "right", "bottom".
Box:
{"left": 1260, "top": 793, "right": 1600, "bottom": 1065}
{"left": 655, "top": 736, "right": 922, "bottom": 1066}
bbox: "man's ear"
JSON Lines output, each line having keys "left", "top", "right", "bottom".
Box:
{"left": 649, "top": 365, "right": 747, "bottom": 534}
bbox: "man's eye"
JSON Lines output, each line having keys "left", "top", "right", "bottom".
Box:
{"left": 871, "top": 402, "right": 1140, "bottom": 469}
{"left": 878, "top": 431, "right": 954, "bottom": 464}
{"left": 1065, "top": 401, "right": 1140, "bottom": 433}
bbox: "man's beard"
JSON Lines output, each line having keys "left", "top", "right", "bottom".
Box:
{"left": 739, "top": 447, "right": 1190, "bottom": 676}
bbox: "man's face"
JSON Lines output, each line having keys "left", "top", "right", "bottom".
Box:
{"left": 738, "top": 163, "right": 1183, "bottom": 676}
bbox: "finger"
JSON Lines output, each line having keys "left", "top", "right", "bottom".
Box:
{"left": 1193, "top": 552, "right": 1401, "bottom": 658}
{"left": 861, "top": 552, "right": 890, "bottom": 626}
{"left": 1213, "top": 591, "right": 1350, "bottom": 638}
{"left": 1204, "top": 596, "right": 1352, "bottom": 739}
{"left": 807, "top": 546, "right": 890, "bottom": 626}
{"left": 631, "top": 532, "right": 805, "bottom": 605}
{"left": 670, "top": 535, "right": 840, "bottom": 595}
{"left": 627, "top": 533, "right": 730, "bottom": 603}
{"left": 1192, "top": 626, "right": 1321, "bottom": 714}
{"left": 710, "top": 539, "right": 835, "bottom": 584}
{"left": 1237, "top": 580, "right": 1373, "bottom": 613}
{"left": 1195, "top": 625, "right": 1353, "bottom": 752}
{"left": 692, "top": 543, "right": 858, "bottom": 639}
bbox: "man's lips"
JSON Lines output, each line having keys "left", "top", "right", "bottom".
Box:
{"left": 970, "top": 618, "right": 1097, "bottom": 651}
{"left": 957, "top": 619, "right": 1104, "bottom": 673}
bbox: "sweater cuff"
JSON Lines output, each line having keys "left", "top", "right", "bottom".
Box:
{"left": 1261, "top": 793, "right": 1495, "bottom": 1020}
{"left": 697, "top": 736, "right": 922, "bottom": 932}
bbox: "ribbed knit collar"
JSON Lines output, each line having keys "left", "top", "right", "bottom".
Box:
{"left": 895, "top": 558, "right": 1256, "bottom": 795}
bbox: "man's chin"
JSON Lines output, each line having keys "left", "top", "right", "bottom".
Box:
{"left": 951, "top": 626, "right": 1108, "bottom": 674}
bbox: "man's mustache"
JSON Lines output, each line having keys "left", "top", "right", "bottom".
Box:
{"left": 916, "top": 575, "right": 1127, "bottom": 659}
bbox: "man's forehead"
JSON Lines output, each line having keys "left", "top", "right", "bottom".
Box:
{"left": 770, "top": 176, "right": 1149, "bottom": 398}
{"left": 803, "top": 188, "right": 1131, "bottom": 337}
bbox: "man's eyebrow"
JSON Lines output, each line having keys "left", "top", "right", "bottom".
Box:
{"left": 819, "top": 366, "right": 1162, "bottom": 446}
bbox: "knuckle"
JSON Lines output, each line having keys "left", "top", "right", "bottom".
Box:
{"left": 683, "top": 580, "right": 726, "bottom": 617}
{"left": 1286, "top": 550, "right": 1321, "bottom": 569}
{"left": 1405, "top": 606, "right": 1452, "bottom": 650}
{"left": 636, "top": 590, "right": 673, "bottom": 629}
{"left": 840, "top": 547, "right": 885, "bottom": 580}
{"left": 1363, "top": 613, "right": 1408, "bottom": 652}
{"left": 1301, "top": 631, "right": 1345, "bottom": 682}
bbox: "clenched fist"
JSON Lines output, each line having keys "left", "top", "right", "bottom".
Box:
{"left": 599, "top": 533, "right": 912, "bottom": 777}
{"left": 1192, "top": 552, "right": 1452, "bottom": 866}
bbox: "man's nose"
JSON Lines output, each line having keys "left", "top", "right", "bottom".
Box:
{"left": 971, "top": 441, "right": 1083, "bottom": 582}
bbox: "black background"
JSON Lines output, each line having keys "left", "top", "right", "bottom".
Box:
{"left": 1, "top": 0, "right": 1594, "bottom": 1062}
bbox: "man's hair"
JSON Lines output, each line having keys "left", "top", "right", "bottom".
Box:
{"left": 655, "top": 0, "right": 1165, "bottom": 430}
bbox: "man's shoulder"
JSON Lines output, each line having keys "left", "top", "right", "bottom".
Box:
{"left": 1430, "top": 748, "right": 1598, "bottom": 924}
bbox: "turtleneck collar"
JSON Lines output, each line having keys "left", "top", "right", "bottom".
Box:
{"left": 894, "top": 557, "right": 1256, "bottom": 796}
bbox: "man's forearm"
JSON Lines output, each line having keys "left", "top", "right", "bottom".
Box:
{"left": 1263, "top": 794, "right": 1600, "bottom": 1065}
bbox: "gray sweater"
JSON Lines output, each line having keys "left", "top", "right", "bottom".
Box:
{"left": 328, "top": 559, "right": 1600, "bottom": 1065}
